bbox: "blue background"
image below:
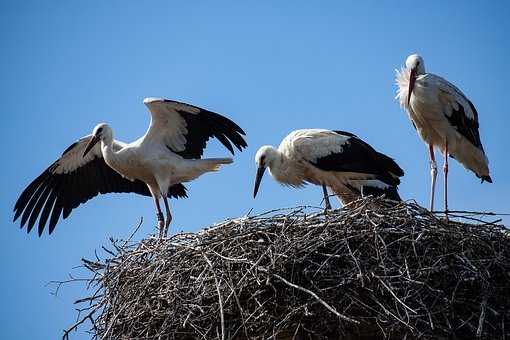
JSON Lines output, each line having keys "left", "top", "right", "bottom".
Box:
{"left": 1, "top": 1, "right": 508, "bottom": 339}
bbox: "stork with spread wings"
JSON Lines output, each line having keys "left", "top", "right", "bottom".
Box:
{"left": 13, "top": 98, "right": 247, "bottom": 237}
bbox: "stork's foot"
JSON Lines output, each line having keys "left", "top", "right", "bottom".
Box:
{"left": 163, "top": 213, "right": 172, "bottom": 237}
{"left": 156, "top": 212, "right": 165, "bottom": 238}
{"left": 322, "top": 185, "right": 332, "bottom": 212}
{"left": 428, "top": 144, "right": 437, "bottom": 212}
{"left": 443, "top": 155, "right": 449, "bottom": 224}
{"left": 443, "top": 210, "right": 449, "bottom": 224}
{"left": 429, "top": 160, "right": 437, "bottom": 212}
{"left": 440, "top": 214, "right": 450, "bottom": 224}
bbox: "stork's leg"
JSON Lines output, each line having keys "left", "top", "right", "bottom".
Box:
{"left": 428, "top": 144, "right": 437, "bottom": 212}
{"left": 322, "top": 184, "right": 332, "bottom": 210}
{"left": 443, "top": 142, "right": 449, "bottom": 222}
{"left": 162, "top": 195, "right": 172, "bottom": 237}
{"left": 153, "top": 196, "right": 165, "bottom": 238}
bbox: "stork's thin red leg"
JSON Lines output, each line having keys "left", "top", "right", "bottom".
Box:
{"left": 443, "top": 141, "right": 449, "bottom": 221}
{"left": 162, "top": 195, "right": 172, "bottom": 237}
{"left": 429, "top": 144, "right": 437, "bottom": 212}
{"left": 322, "top": 184, "right": 332, "bottom": 211}
{"left": 153, "top": 196, "right": 165, "bottom": 238}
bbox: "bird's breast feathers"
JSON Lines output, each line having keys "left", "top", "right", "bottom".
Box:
{"left": 269, "top": 159, "right": 307, "bottom": 188}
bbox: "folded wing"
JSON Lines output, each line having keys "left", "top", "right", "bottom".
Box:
{"left": 434, "top": 75, "right": 485, "bottom": 151}
{"left": 293, "top": 129, "right": 404, "bottom": 186}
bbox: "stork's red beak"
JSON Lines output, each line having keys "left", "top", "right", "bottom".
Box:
{"left": 83, "top": 135, "right": 100, "bottom": 157}
{"left": 253, "top": 166, "right": 266, "bottom": 198}
{"left": 407, "top": 67, "right": 417, "bottom": 106}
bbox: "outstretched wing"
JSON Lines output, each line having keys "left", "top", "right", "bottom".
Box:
{"left": 142, "top": 98, "right": 247, "bottom": 159}
{"left": 291, "top": 129, "right": 404, "bottom": 186}
{"left": 13, "top": 135, "right": 187, "bottom": 236}
{"left": 433, "top": 74, "right": 484, "bottom": 151}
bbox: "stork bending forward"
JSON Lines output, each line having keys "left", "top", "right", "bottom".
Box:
{"left": 13, "top": 98, "right": 247, "bottom": 237}
{"left": 396, "top": 54, "right": 492, "bottom": 216}
{"left": 253, "top": 129, "right": 404, "bottom": 208}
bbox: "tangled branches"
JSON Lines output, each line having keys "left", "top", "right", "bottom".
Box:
{"left": 64, "top": 197, "right": 510, "bottom": 339}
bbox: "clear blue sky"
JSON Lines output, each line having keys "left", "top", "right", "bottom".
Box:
{"left": 1, "top": 1, "right": 508, "bottom": 339}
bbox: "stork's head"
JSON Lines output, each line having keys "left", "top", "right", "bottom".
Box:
{"left": 406, "top": 54, "right": 425, "bottom": 74}
{"left": 253, "top": 146, "right": 279, "bottom": 198}
{"left": 83, "top": 123, "right": 113, "bottom": 157}
{"left": 405, "top": 54, "right": 425, "bottom": 105}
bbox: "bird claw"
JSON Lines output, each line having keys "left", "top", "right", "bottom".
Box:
{"left": 156, "top": 213, "right": 165, "bottom": 239}
{"left": 164, "top": 215, "right": 172, "bottom": 237}
{"left": 158, "top": 222, "right": 165, "bottom": 239}
{"left": 443, "top": 209, "right": 449, "bottom": 223}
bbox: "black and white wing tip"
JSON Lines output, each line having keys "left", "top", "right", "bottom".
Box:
{"left": 306, "top": 131, "right": 404, "bottom": 201}
{"left": 144, "top": 97, "right": 247, "bottom": 159}
{"left": 438, "top": 86, "right": 492, "bottom": 183}
{"left": 480, "top": 175, "right": 492, "bottom": 183}
{"left": 361, "top": 185, "right": 402, "bottom": 201}
{"left": 312, "top": 131, "right": 404, "bottom": 185}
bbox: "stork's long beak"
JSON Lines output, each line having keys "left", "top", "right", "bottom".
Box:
{"left": 407, "top": 67, "right": 417, "bottom": 106}
{"left": 253, "top": 166, "right": 266, "bottom": 198}
{"left": 83, "top": 135, "right": 100, "bottom": 157}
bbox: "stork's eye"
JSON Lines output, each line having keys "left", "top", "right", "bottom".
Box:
{"left": 97, "top": 127, "right": 103, "bottom": 133}
{"left": 259, "top": 155, "right": 266, "bottom": 165}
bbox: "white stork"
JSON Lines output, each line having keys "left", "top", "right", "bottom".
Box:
{"left": 13, "top": 98, "right": 247, "bottom": 237}
{"left": 253, "top": 129, "right": 404, "bottom": 208}
{"left": 396, "top": 54, "right": 492, "bottom": 214}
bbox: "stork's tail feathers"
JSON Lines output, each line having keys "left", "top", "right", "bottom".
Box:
{"left": 201, "top": 158, "right": 233, "bottom": 171}
{"left": 363, "top": 185, "right": 402, "bottom": 201}
{"left": 480, "top": 175, "right": 493, "bottom": 183}
{"left": 450, "top": 137, "right": 491, "bottom": 184}
{"left": 376, "top": 152, "right": 404, "bottom": 178}
{"left": 167, "top": 183, "right": 188, "bottom": 199}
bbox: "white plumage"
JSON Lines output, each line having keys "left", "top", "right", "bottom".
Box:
{"left": 396, "top": 54, "right": 491, "bottom": 214}
{"left": 253, "top": 129, "right": 404, "bottom": 208}
{"left": 14, "top": 98, "right": 247, "bottom": 237}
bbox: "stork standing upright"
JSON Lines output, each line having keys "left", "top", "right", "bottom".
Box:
{"left": 13, "top": 98, "right": 247, "bottom": 237}
{"left": 396, "top": 54, "right": 492, "bottom": 214}
{"left": 253, "top": 129, "right": 404, "bottom": 207}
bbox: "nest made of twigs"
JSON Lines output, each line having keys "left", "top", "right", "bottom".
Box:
{"left": 64, "top": 197, "right": 510, "bottom": 340}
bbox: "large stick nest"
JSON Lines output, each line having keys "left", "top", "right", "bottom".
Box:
{"left": 65, "top": 197, "right": 510, "bottom": 339}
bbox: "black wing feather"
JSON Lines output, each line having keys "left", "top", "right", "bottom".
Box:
{"left": 345, "top": 182, "right": 402, "bottom": 201}
{"left": 14, "top": 149, "right": 188, "bottom": 236}
{"left": 20, "top": 177, "right": 48, "bottom": 227}
{"left": 333, "top": 130, "right": 358, "bottom": 138}
{"left": 311, "top": 133, "right": 404, "bottom": 186}
{"left": 445, "top": 99, "right": 484, "bottom": 151}
{"left": 362, "top": 185, "right": 402, "bottom": 201}
{"left": 13, "top": 165, "right": 51, "bottom": 221}
{"left": 48, "top": 185, "right": 64, "bottom": 235}
{"left": 62, "top": 172, "right": 77, "bottom": 219}
{"left": 162, "top": 99, "right": 247, "bottom": 159}
{"left": 38, "top": 186, "right": 58, "bottom": 234}
{"left": 26, "top": 179, "right": 54, "bottom": 233}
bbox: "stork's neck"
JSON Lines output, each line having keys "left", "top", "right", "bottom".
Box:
{"left": 267, "top": 150, "right": 305, "bottom": 187}
{"left": 267, "top": 149, "right": 285, "bottom": 170}
{"left": 100, "top": 138, "right": 118, "bottom": 162}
